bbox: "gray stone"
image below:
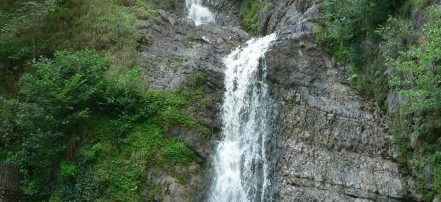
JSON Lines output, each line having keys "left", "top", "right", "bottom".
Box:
{"left": 137, "top": 1, "right": 422, "bottom": 201}
{"left": 145, "top": 163, "right": 202, "bottom": 202}
{"left": 258, "top": 0, "right": 320, "bottom": 35}
{"left": 266, "top": 32, "right": 420, "bottom": 201}
{"left": 139, "top": 8, "right": 243, "bottom": 200}
{"left": 386, "top": 92, "right": 403, "bottom": 114}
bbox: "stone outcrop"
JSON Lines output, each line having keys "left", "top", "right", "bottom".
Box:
{"left": 137, "top": 0, "right": 422, "bottom": 201}
{"left": 143, "top": 163, "right": 203, "bottom": 202}
{"left": 266, "top": 32, "right": 419, "bottom": 201}
{"left": 138, "top": 8, "right": 249, "bottom": 201}
{"left": 141, "top": 9, "right": 250, "bottom": 157}
{"left": 141, "top": 9, "right": 249, "bottom": 91}
{"left": 258, "top": 0, "right": 320, "bottom": 34}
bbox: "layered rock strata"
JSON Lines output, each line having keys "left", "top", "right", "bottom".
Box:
{"left": 139, "top": 9, "right": 249, "bottom": 201}
{"left": 266, "top": 32, "right": 419, "bottom": 201}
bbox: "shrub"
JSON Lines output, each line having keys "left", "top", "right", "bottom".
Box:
{"left": 315, "top": 0, "right": 402, "bottom": 106}
{"left": 0, "top": 0, "right": 156, "bottom": 95}
{"left": 0, "top": 50, "right": 200, "bottom": 200}
{"left": 389, "top": 5, "right": 441, "bottom": 199}
{"left": 58, "top": 160, "right": 77, "bottom": 182}
{"left": 186, "top": 34, "right": 196, "bottom": 41}
{"left": 162, "top": 138, "right": 199, "bottom": 166}
{"left": 239, "top": 0, "right": 259, "bottom": 35}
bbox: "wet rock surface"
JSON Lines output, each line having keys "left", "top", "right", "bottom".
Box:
{"left": 139, "top": 8, "right": 249, "bottom": 201}
{"left": 138, "top": 0, "right": 422, "bottom": 201}
{"left": 141, "top": 10, "right": 249, "bottom": 90}
{"left": 141, "top": 10, "right": 250, "bottom": 158}
{"left": 257, "top": 0, "right": 320, "bottom": 35}
{"left": 266, "top": 32, "right": 419, "bottom": 201}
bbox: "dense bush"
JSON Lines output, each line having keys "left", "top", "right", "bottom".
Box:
{"left": 316, "top": 0, "right": 401, "bottom": 62}
{"left": 239, "top": 0, "right": 260, "bottom": 35}
{"left": 389, "top": 5, "right": 441, "bottom": 200}
{"left": 233, "top": 0, "right": 270, "bottom": 36}
{"left": 0, "top": 50, "right": 200, "bottom": 200}
{"left": 0, "top": 0, "right": 155, "bottom": 95}
{"left": 0, "top": 0, "right": 59, "bottom": 95}
{"left": 315, "top": 0, "right": 402, "bottom": 105}
{"left": 0, "top": 0, "right": 206, "bottom": 201}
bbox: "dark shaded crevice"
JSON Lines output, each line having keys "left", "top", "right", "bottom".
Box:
{"left": 260, "top": 15, "right": 271, "bottom": 35}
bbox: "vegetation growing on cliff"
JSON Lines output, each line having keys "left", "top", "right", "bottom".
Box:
{"left": 315, "top": 0, "right": 402, "bottom": 105}
{"left": 316, "top": 0, "right": 441, "bottom": 199}
{"left": 0, "top": 0, "right": 176, "bottom": 95}
{"left": 233, "top": 0, "right": 268, "bottom": 36}
{"left": 0, "top": 0, "right": 200, "bottom": 200}
{"left": 239, "top": 0, "right": 260, "bottom": 35}
{"left": 389, "top": 5, "right": 441, "bottom": 200}
{"left": 0, "top": 50, "right": 200, "bottom": 201}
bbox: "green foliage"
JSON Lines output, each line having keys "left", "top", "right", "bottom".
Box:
{"left": 0, "top": 50, "right": 200, "bottom": 200}
{"left": 178, "top": 71, "right": 205, "bottom": 102}
{"left": 72, "top": 167, "right": 103, "bottom": 201}
{"left": 239, "top": 0, "right": 259, "bottom": 35}
{"left": 162, "top": 138, "right": 199, "bottom": 165}
{"left": 0, "top": 0, "right": 58, "bottom": 61}
{"left": 315, "top": 0, "right": 402, "bottom": 106}
{"left": 70, "top": 0, "right": 153, "bottom": 70}
{"left": 389, "top": 5, "right": 441, "bottom": 199}
{"left": 0, "top": 0, "right": 157, "bottom": 95}
{"left": 0, "top": 0, "right": 59, "bottom": 95}
{"left": 376, "top": 17, "right": 414, "bottom": 59}
{"left": 316, "top": 0, "right": 399, "bottom": 60}
{"left": 186, "top": 34, "right": 196, "bottom": 41}
{"left": 58, "top": 160, "right": 77, "bottom": 182}
{"left": 389, "top": 6, "right": 441, "bottom": 117}
{"left": 0, "top": 0, "right": 205, "bottom": 200}
{"left": 0, "top": 0, "right": 155, "bottom": 68}
{"left": 0, "top": 50, "right": 107, "bottom": 199}
{"left": 434, "top": 166, "right": 441, "bottom": 196}
{"left": 317, "top": 0, "right": 441, "bottom": 199}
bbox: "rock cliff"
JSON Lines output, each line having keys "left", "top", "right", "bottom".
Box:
{"left": 139, "top": 7, "right": 250, "bottom": 201}
{"left": 138, "top": 0, "right": 421, "bottom": 201}
{"left": 260, "top": 1, "right": 420, "bottom": 200}
{"left": 266, "top": 32, "right": 419, "bottom": 201}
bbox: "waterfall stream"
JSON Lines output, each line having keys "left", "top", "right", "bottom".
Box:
{"left": 208, "top": 34, "right": 278, "bottom": 202}
{"left": 185, "top": 0, "right": 215, "bottom": 26}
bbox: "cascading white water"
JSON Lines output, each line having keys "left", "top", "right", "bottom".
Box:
{"left": 185, "top": 0, "right": 215, "bottom": 26}
{"left": 208, "top": 33, "right": 278, "bottom": 202}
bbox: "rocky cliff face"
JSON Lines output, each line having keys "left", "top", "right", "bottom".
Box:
{"left": 139, "top": 0, "right": 421, "bottom": 201}
{"left": 266, "top": 32, "right": 419, "bottom": 201}
{"left": 139, "top": 7, "right": 250, "bottom": 201}
{"left": 259, "top": 0, "right": 419, "bottom": 200}
{"left": 259, "top": 1, "right": 420, "bottom": 200}
{"left": 257, "top": 0, "right": 319, "bottom": 34}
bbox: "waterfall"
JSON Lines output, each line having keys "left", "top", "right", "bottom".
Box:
{"left": 208, "top": 33, "right": 278, "bottom": 202}
{"left": 185, "top": 0, "right": 215, "bottom": 26}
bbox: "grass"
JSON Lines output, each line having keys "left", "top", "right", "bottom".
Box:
{"left": 0, "top": 50, "right": 204, "bottom": 201}
{"left": 239, "top": 0, "right": 260, "bottom": 35}
{"left": 186, "top": 34, "right": 196, "bottom": 41}
{"left": 0, "top": 0, "right": 158, "bottom": 95}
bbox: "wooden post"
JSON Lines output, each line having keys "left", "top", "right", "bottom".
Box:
{"left": 0, "top": 161, "right": 23, "bottom": 202}
{"left": 0, "top": 162, "right": 18, "bottom": 189}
